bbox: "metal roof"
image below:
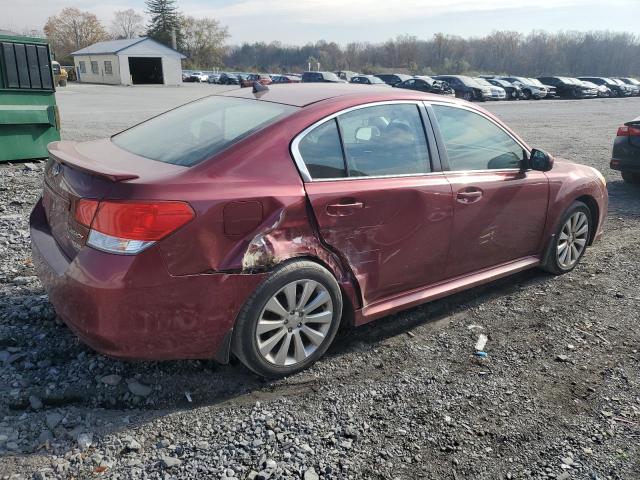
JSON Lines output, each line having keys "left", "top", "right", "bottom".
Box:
{"left": 71, "top": 37, "right": 185, "bottom": 58}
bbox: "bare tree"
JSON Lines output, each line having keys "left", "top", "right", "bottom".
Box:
{"left": 111, "top": 9, "right": 144, "bottom": 40}
{"left": 44, "top": 7, "right": 108, "bottom": 63}
{"left": 181, "top": 16, "right": 229, "bottom": 68}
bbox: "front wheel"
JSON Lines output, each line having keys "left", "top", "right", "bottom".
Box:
{"left": 522, "top": 89, "right": 532, "bottom": 100}
{"left": 540, "top": 201, "right": 591, "bottom": 275}
{"left": 463, "top": 91, "right": 473, "bottom": 101}
{"left": 232, "top": 260, "right": 343, "bottom": 377}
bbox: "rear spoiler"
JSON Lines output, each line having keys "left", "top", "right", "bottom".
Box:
{"left": 625, "top": 118, "right": 640, "bottom": 126}
{"left": 48, "top": 142, "right": 139, "bottom": 182}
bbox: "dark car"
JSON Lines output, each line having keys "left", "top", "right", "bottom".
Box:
{"left": 374, "top": 74, "right": 413, "bottom": 86}
{"left": 218, "top": 72, "right": 240, "bottom": 85}
{"left": 486, "top": 78, "right": 522, "bottom": 100}
{"left": 578, "top": 77, "right": 631, "bottom": 97}
{"left": 272, "top": 74, "right": 301, "bottom": 84}
{"left": 433, "top": 75, "right": 491, "bottom": 101}
{"left": 394, "top": 76, "right": 454, "bottom": 96}
{"left": 501, "top": 77, "right": 549, "bottom": 100}
{"left": 616, "top": 78, "right": 640, "bottom": 96}
{"left": 301, "top": 71, "right": 345, "bottom": 83}
{"left": 241, "top": 74, "right": 272, "bottom": 88}
{"left": 612, "top": 78, "right": 639, "bottom": 96}
{"left": 31, "top": 84, "right": 607, "bottom": 377}
{"left": 538, "top": 77, "right": 597, "bottom": 99}
{"left": 611, "top": 116, "right": 640, "bottom": 183}
{"left": 350, "top": 75, "right": 388, "bottom": 85}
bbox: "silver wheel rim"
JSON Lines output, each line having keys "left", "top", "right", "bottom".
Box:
{"left": 557, "top": 211, "right": 589, "bottom": 269}
{"left": 256, "top": 280, "right": 334, "bottom": 367}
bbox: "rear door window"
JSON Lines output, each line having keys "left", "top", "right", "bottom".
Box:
{"left": 338, "top": 104, "right": 430, "bottom": 176}
{"left": 112, "top": 96, "right": 298, "bottom": 166}
{"left": 432, "top": 104, "right": 525, "bottom": 171}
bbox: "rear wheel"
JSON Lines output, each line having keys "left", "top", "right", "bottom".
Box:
{"left": 540, "top": 201, "right": 591, "bottom": 275}
{"left": 232, "top": 260, "right": 343, "bottom": 377}
{"left": 622, "top": 171, "right": 640, "bottom": 184}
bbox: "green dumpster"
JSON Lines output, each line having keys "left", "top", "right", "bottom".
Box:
{"left": 0, "top": 34, "right": 60, "bottom": 162}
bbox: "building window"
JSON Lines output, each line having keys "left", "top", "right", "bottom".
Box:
{"left": 104, "top": 61, "right": 112, "bottom": 75}
{"left": 79, "top": 61, "right": 86, "bottom": 73}
{"left": 91, "top": 61, "right": 98, "bottom": 74}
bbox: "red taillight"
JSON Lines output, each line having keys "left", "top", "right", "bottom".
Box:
{"left": 74, "top": 199, "right": 99, "bottom": 227}
{"left": 617, "top": 125, "right": 640, "bottom": 136}
{"left": 92, "top": 201, "right": 195, "bottom": 241}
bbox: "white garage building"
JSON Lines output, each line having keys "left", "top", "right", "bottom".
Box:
{"left": 71, "top": 37, "right": 185, "bottom": 86}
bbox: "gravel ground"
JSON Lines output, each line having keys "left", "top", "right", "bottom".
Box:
{"left": 1, "top": 84, "right": 639, "bottom": 480}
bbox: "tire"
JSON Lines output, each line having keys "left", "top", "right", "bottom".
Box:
{"left": 540, "top": 201, "right": 592, "bottom": 275}
{"left": 522, "top": 89, "right": 532, "bottom": 100}
{"left": 231, "top": 260, "right": 343, "bottom": 377}
{"left": 463, "top": 91, "right": 472, "bottom": 101}
{"left": 622, "top": 171, "right": 640, "bottom": 184}
{"left": 59, "top": 79, "right": 67, "bottom": 87}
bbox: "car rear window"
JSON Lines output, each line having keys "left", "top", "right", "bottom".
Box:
{"left": 112, "top": 96, "right": 298, "bottom": 166}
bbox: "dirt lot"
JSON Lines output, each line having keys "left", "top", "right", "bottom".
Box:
{"left": 1, "top": 84, "right": 639, "bottom": 480}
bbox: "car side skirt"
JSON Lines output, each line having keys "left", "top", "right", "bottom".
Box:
{"left": 355, "top": 256, "right": 540, "bottom": 325}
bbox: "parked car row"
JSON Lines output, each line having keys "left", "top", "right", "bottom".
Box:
{"left": 182, "top": 69, "right": 640, "bottom": 102}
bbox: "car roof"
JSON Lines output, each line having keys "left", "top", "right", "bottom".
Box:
{"left": 217, "top": 83, "right": 457, "bottom": 107}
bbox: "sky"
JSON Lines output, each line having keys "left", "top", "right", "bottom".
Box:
{"left": 1, "top": 0, "right": 638, "bottom": 45}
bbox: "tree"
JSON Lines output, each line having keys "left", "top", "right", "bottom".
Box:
{"left": 111, "top": 9, "right": 144, "bottom": 39}
{"left": 44, "top": 7, "right": 108, "bottom": 63}
{"left": 146, "top": 0, "right": 182, "bottom": 49}
{"left": 181, "top": 16, "right": 229, "bottom": 68}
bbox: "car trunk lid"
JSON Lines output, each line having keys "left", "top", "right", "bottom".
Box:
{"left": 42, "top": 139, "right": 186, "bottom": 259}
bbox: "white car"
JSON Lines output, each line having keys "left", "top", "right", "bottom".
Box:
{"left": 474, "top": 78, "right": 507, "bottom": 100}
{"left": 190, "top": 72, "right": 209, "bottom": 82}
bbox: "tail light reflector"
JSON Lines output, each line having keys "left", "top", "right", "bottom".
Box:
{"left": 74, "top": 200, "right": 194, "bottom": 254}
{"left": 617, "top": 125, "right": 640, "bottom": 136}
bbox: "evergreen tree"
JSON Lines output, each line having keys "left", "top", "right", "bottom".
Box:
{"left": 145, "top": 0, "right": 182, "bottom": 49}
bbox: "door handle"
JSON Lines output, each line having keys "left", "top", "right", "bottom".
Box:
{"left": 456, "top": 189, "right": 483, "bottom": 204}
{"left": 326, "top": 201, "right": 364, "bottom": 216}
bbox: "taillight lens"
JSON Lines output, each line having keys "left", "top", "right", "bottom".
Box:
{"left": 617, "top": 125, "right": 640, "bottom": 136}
{"left": 74, "top": 199, "right": 99, "bottom": 227}
{"left": 76, "top": 200, "right": 194, "bottom": 255}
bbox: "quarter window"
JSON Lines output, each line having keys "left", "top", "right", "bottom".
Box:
{"left": 297, "top": 119, "right": 346, "bottom": 179}
{"left": 338, "top": 104, "right": 430, "bottom": 177}
{"left": 104, "top": 61, "right": 112, "bottom": 75}
{"left": 91, "top": 61, "right": 98, "bottom": 74}
{"left": 432, "top": 105, "right": 525, "bottom": 171}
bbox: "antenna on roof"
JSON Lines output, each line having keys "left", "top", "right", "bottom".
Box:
{"left": 253, "top": 81, "right": 269, "bottom": 95}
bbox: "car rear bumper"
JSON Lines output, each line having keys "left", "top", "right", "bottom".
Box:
{"left": 611, "top": 138, "right": 640, "bottom": 172}
{"left": 30, "top": 199, "right": 266, "bottom": 361}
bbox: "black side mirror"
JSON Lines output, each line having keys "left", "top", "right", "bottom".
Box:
{"left": 529, "top": 148, "right": 554, "bottom": 171}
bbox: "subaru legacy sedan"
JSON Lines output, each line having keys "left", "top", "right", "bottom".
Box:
{"left": 31, "top": 84, "right": 608, "bottom": 377}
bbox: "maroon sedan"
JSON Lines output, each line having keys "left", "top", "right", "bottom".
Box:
{"left": 31, "top": 84, "right": 608, "bottom": 377}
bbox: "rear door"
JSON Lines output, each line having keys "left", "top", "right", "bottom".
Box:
{"left": 293, "top": 102, "right": 454, "bottom": 306}
{"left": 427, "top": 102, "right": 549, "bottom": 278}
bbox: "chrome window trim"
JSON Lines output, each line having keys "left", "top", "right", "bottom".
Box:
{"left": 290, "top": 100, "right": 431, "bottom": 182}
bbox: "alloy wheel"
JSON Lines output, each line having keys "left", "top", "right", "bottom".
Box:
{"left": 557, "top": 212, "right": 589, "bottom": 269}
{"left": 255, "top": 280, "right": 334, "bottom": 366}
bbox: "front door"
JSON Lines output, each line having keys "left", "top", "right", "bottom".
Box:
{"left": 294, "top": 102, "right": 454, "bottom": 306}
{"left": 429, "top": 103, "right": 549, "bottom": 278}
